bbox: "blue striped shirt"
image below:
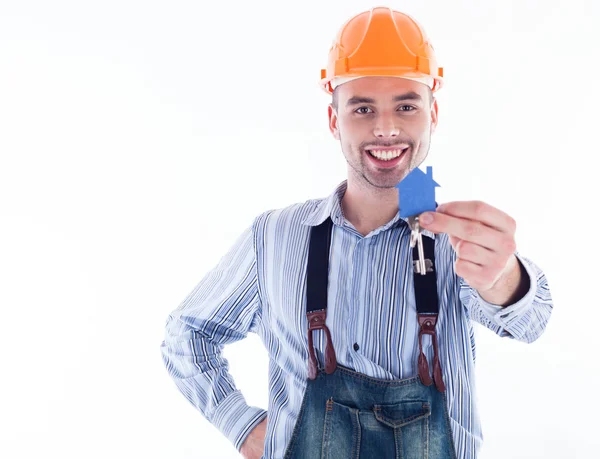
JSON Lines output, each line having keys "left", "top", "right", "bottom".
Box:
{"left": 160, "top": 179, "right": 553, "bottom": 458}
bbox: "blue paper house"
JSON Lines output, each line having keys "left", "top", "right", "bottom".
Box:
{"left": 395, "top": 166, "right": 440, "bottom": 218}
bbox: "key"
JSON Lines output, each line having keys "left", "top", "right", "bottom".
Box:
{"left": 407, "top": 215, "right": 427, "bottom": 275}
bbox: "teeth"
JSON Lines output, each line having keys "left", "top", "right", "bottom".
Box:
{"left": 369, "top": 149, "right": 405, "bottom": 160}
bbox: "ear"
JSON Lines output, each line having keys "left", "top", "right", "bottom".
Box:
{"left": 430, "top": 98, "right": 439, "bottom": 134}
{"left": 328, "top": 104, "right": 340, "bottom": 140}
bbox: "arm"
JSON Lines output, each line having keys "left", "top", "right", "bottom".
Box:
{"left": 476, "top": 253, "right": 530, "bottom": 307}
{"left": 459, "top": 250, "right": 554, "bottom": 343}
{"left": 419, "top": 201, "right": 554, "bottom": 343}
{"left": 160, "top": 217, "right": 267, "bottom": 452}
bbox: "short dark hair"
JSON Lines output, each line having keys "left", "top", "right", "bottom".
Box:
{"left": 332, "top": 86, "right": 339, "bottom": 111}
{"left": 331, "top": 84, "right": 433, "bottom": 111}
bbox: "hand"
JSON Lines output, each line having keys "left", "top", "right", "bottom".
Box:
{"left": 240, "top": 417, "right": 267, "bottom": 459}
{"left": 418, "top": 201, "right": 518, "bottom": 292}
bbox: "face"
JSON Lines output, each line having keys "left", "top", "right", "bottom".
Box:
{"left": 328, "top": 76, "right": 438, "bottom": 190}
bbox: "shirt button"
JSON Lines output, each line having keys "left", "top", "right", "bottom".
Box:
{"left": 353, "top": 343, "right": 360, "bottom": 351}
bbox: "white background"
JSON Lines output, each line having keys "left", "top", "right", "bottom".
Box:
{"left": 0, "top": 0, "right": 597, "bottom": 458}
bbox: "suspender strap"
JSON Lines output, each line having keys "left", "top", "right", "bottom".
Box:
{"left": 414, "top": 236, "right": 446, "bottom": 392}
{"left": 306, "top": 217, "right": 333, "bottom": 314}
{"left": 306, "top": 217, "right": 336, "bottom": 379}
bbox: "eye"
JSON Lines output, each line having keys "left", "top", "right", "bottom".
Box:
{"left": 355, "top": 106, "right": 373, "bottom": 114}
{"left": 398, "top": 105, "right": 416, "bottom": 112}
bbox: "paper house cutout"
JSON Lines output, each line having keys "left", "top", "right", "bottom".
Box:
{"left": 395, "top": 166, "right": 440, "bottom": 218}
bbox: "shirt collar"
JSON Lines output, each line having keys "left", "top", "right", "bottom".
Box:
{"left": 300, "top": 179, "right": 436, "bottom": 240}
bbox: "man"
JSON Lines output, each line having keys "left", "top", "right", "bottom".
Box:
{"left": 160, "top": 7, "right": 553, "bottom": 458}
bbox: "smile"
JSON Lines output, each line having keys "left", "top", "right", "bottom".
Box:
{"left": 364, "top": 147, "right": 409, "bottom": 168}
{"left": 366, "top": 148, "right": 407, "bottom": 161}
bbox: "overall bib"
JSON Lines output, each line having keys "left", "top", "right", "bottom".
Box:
{"left": 283, "top": 217, "right": 457, "bottom": 459}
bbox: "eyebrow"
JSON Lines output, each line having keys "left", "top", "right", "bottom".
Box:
{"left": 346, "top": 92, "right": 423, "bottom": 107}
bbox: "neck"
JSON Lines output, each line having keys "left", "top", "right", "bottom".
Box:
{"left": 341, "top": 176, "right": 399, "bottom": 236}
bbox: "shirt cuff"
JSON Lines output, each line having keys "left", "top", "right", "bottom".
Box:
{"left": 474, "top": 252, "right": 537, "bottom": 337}
{"left": 210, "top": 390, "right": 268, "bottom": 452}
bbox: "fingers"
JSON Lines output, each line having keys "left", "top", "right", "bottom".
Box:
{"left": 437, "top": 201, "right": 516, "bottom": 234}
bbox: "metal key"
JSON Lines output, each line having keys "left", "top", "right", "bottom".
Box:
{"left": 407, "top": 215, "right": 426, "bottom": 275}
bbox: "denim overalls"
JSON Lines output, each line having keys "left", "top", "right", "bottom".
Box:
{"left": 283, "top": 216, "right": 457, "bottom": 458}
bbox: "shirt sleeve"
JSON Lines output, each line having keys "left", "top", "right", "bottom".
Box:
{"left": 458, "top": 250, "right": 554, "bottom": 343}
{"left": 160, "top": 216, "right": 267, "bottom": 452}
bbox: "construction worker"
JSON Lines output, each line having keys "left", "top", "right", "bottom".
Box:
{"left": 160, "top": 7, "right": 553, "bottom": 458}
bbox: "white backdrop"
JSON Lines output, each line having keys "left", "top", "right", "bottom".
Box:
{"left": 0, "top": 0, "right": 597, "bottom": 458}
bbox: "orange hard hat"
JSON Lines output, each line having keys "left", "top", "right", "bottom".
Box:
{"left": 320, "top": 7, "right": 444, "bottom": 94}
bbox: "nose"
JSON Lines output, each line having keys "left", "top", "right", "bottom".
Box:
{"left": 373, "top": 114, "right": 400, "bottom": 138}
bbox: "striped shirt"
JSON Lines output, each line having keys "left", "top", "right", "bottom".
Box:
{"left": 160, "top": 179, "right": 553, "bottom": 458}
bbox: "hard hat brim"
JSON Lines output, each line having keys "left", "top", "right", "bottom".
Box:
{"left": 320, "top": 71, "right": 443, "bottom": 95}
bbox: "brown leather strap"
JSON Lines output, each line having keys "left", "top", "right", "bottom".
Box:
{"left": 306, "top": 310, "right": 337, "bottom": 380}
{"left": 418, "top": 313, "right": 446, "bottom": 392}
{"left": 431, "top": 330, "right": 446, "bottom": 392}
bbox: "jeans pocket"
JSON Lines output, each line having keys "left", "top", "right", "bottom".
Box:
{"left": 372, "top": 401, "right": 431, "bottom": 458}
{"left": 321, "top": 398, "right": 431, "bottom": 459}
{"left": 322, "top": 398, "right": 362, "bottom": 459}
